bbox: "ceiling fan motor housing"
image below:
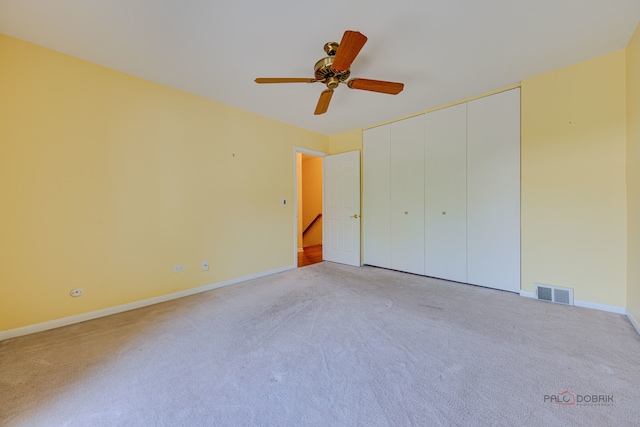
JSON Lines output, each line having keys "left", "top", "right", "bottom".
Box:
{"left": 314, "top": 56, "right": 350, "bottom": 89}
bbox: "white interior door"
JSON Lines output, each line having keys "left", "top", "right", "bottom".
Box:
{"left": 467, "top": 88, "right": 520, "bottom": 292}
{"left": 323, "top": 150, "right": 361, "bottom": 266}
{"left": 424, "top": 104, "right": 467, "bottom": 283}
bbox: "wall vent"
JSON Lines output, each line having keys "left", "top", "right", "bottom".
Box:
{"left": 534, "top": 283, "right": 574, "bottom": 306}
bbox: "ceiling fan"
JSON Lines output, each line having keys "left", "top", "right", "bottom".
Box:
{"left": 255, "top": 30, "right": 404, "bottom": 115}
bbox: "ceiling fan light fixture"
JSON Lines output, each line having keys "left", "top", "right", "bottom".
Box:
{"left": 326, "top": 76, "right": 340, "bottom": 89}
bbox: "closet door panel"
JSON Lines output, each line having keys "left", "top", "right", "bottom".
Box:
{"left": 467, "top": 88, "right": 520, "bottom": 292}
{"left": 390, "top": 115, "right": 425, "bottom": 275}
{"left": 424, "top": 104, "right": 467, "bottom": 283}
{"left": 363, "top": 125, "right": 391, "bottom": 269}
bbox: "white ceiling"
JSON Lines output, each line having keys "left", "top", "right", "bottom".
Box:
{"left": 1, "top": 1, "right": 639, "bottom": 136}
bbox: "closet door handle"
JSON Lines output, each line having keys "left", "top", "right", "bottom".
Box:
{"left": 350, "top": 214, "right": 359, "bottom": 219}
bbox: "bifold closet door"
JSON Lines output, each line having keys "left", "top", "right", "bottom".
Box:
{"left": 363, "top": 125, "right": 391, "bottom": 269}
{"left": 424, "top": 104, "right": 467, "bottom": 283}
{"left": 467, "top": 88, "right": 520, "bottom": 292}
{"left": 390, "top": 115, "right": 425, "bottom": 275}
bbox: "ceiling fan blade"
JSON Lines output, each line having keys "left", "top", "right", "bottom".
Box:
{"left": 347, "top": 78, "right": 404, "bottom": 95}
{"left": 255, "top": 78, "right": 317, "bottom": 84}
{"left": 332, "top": 31, "right": 368, "bottom": 72}
{"left": 314, "top": 89, "right": 333, "bottom": 115}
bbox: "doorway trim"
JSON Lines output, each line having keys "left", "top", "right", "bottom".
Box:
{"left": 293, "top": 147, "right": 328, "bottom": 267}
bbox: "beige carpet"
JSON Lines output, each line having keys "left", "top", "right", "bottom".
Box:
{"left": 1, "top": 262, "right": 639, "bottom": 426}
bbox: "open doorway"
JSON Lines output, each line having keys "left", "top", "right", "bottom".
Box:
{"left": 294, "top": 148, "right": 326, "bottom": 267}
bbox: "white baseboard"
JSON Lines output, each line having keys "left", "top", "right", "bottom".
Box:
{"left": 519, "top": 290, "right": 536, "bottom": 299}
{"left": 573, "top": 299, "right": 626, "bottom": 315}
{"left": 0, "top": 265, "right": 296, "bottom": 342}
{"left": 626, "top": 310, "right": 640, "bottom": 336}
{"left": 519, "top": 290, "right": 626, "bottom": 314}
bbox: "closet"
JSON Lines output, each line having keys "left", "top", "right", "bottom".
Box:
{"left": 363, "top": 88, "right": 520, "bottom": 293}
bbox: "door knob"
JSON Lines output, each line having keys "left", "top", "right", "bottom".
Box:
{"left": 404, "top": 211, "right": 408, "bottom": 215}
{"left": 350, "top": 214, "right": 359, "bottom": 218}
{"left": 442, "top": 211, "right": 447, "bottom": 215}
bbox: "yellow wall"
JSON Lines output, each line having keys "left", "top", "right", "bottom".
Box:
{"left": 302, "top": 157, "right": 323, "bottom": 246}
{"left": 3, "top": 26, "right": 638, "bottom": 333}
{"left": 329, "top": 129, "right": 362, "bottom": 154}
{"left": 0, "top": 35, "right": 328, "bottom": 330}
{"left": 521, "top": 50, "right": 628, "bottom": 307}
{"left": 627, "top": 23, "right": 640, "bottom": 324}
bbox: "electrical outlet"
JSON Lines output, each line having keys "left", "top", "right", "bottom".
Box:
{"left": 70, "top": 288, "right": 83, "bottom": 297}
{"left": 173, "top": 265, "right": 184, "bottom": 273}
{"left": 202, "top": 260, "right": 209, "bottom": 271}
